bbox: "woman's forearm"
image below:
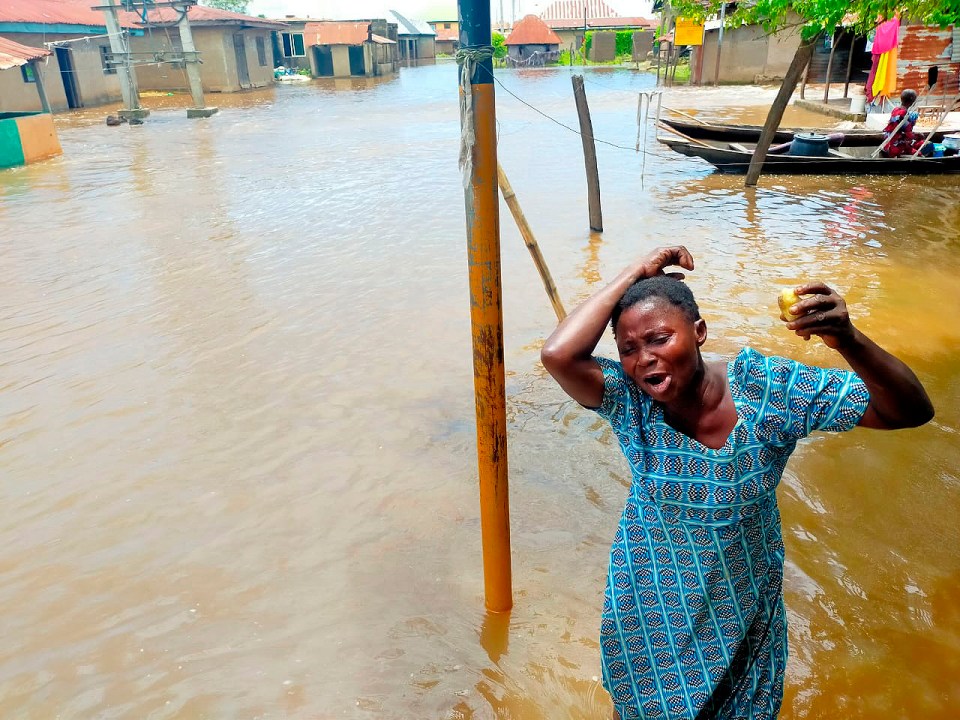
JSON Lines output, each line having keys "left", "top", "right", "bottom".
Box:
{"left": 836, "top": 327, "right": 934, "bottom": 428}
{"left": 542, "top": 263, "right": 645, "bottom": 362}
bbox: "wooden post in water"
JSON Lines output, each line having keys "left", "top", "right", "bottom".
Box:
{"left": 745, "top": 36, "right": 818, "bottom": 187}
{"left": 458, "top": 0, "right": 512, "bottom": 613}
{"left": 497, "top": 164, "right": 567, "bottom": 321}
{"left": 571, "top": 75, "right": 603, "bottom": 232}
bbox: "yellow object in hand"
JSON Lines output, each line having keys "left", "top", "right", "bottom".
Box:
{"left": 778, "top": 289, "right": 803, "bottom": 322}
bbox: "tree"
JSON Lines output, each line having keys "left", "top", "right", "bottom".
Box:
{"left": 492, "top": 32, "right": 508, "bottom": 59}
{"left": 670, "top": 0, "right": 960, "bottom": 185}
{"left": 200, "top": 0, "right": 249, "bottom": 13}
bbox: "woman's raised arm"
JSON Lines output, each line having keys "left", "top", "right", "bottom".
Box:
{"left": 541, "top": 246, "right": 694, "bottom": 408}
{"left": 785, "top": 281, "right": 934, "bottom": 429}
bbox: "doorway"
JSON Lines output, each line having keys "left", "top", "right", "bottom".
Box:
{"left": 233, "top": 33, "right": 250, "bottom": 87}
{"left": 55, "top": 47, "right": 83, "bottom": 109}
{"left": 314, "top": 46, "right": 334, "bottom": 76}
{"left": 348, "top": 46, "right": 365, "bottom": 76}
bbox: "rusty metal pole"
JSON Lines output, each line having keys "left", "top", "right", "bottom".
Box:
{"left": 458, "top": 0, "right": 512, "bottom": 613}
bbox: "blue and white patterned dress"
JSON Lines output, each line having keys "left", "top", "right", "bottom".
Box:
{"left": 593, "top": 347, "right": 869, "bottom": 719}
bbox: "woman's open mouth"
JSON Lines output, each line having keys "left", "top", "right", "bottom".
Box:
{"left": 643, "top": 373, "right": 671, "bottom": 393}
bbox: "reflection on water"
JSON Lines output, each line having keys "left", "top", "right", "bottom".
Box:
{"left": 0, "top": 65, "right": 958, "bottom": 718}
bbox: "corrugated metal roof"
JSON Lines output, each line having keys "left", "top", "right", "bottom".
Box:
{"left": 0, "top": 36, "right": 50, "bottom": 70}
{"left": 0, "top": 0, "right": 284, "bottom": 31}
{"left": 303, "top": 21, "right": 370, "bottom": 46}
{"left": 146, "top": 5, "right": 286, "bottom": 29}
{"left": 898, "top": 24, "right": 960, "bottom": 99}
{"left": 546, "top": 16, "right": 657, "bottom": 30}
{"left": 387, "top": 10, "right": 435, "bottom": 37}
{"left": 506, "top": 15, "right": 563, "bottom": 46}
{"left": 0, "top": 0, "right": 137, "bottom": 28}
{"left": 541, "top": 0, "right": 620, "bottom": 21}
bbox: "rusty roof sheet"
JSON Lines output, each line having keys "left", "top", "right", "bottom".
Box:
{"left": 0, "top": 36, "right": 51, "bottom": 70}
{"left": 506, "top": 15, "right": 563, "bottom": 45}
{"left": 146, "top": 5, "right": 287, "bottom": 29}
{"left": 0, "top": 0, "right": 138, "bottom": 28}
{"left": 304, "top": 21, "right": 371, "bottom": 46}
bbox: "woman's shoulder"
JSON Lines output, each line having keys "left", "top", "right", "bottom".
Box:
{"left": 729, "top": 346, "right": 806, "bottom": 390}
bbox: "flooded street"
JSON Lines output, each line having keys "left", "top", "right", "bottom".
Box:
{"left": 1, "top": 63, "right": 958, "bottom": 718}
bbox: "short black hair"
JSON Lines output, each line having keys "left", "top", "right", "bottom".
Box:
{"left": 610, "top": 275, "right": 701, "bottom": 334}
{"left": 901, "top": 89, "right": 918, "bottom": 107}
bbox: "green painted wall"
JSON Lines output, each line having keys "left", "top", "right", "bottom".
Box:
{"left": 0, "top": 117, "right": 26, "bottom": 169}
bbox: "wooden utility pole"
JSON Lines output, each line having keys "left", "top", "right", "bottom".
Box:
{"left": 571, "top": 75, "right": 603, "bottom": 231}
{"left": 102, "top": 0, "right": 148, "bottom": 120}
{"left": 745, "top": 36, "right": 818, "bottom": 187}
{"left": 458, "top": 0, "right": 512, "bottom": 613}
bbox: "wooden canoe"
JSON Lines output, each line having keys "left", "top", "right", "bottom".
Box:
{"left": 659, "top": 117, "right": 960, "bottom": 148}
{"left": 659, "top": 136, "right": 960, "bottom": 175}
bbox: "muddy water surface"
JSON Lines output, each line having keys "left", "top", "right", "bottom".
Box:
{"left": 1, "top": 65, "right": 958, "bottom": 718}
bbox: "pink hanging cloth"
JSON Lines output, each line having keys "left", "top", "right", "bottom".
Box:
{"left": 872, "top": 18, "right": 900, "bottom": 55}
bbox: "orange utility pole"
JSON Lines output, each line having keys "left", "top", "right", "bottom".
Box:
{"left": 458, "top": 0, "right": 512, "bottom": 612}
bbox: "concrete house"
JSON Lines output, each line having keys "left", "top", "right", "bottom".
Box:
{"left": 693, "top": 20, "right": 803, "bottom": 84}
{"left": 303, "top": 21, "right": 398, "bottom": 78}
{"left": 130, "top": 6, "right": 284, "bottom": 93}
{"left": 0, "top": 0, "right": 135, "bottom": 112}
{"left": 388, "top": 10, "right": 436, "bottom": 61}
{"left": 540, "top": 0, "right": 655, "bottom": 56}
{"left": 0, "top": 0, "right": 282, "bottom": 113}
{"left": 428, "top": 20, "right": 460, "bottom": 55}
{"left": 0, "top": 37, "right": 62, "bottom": 169}
{"left": 505, "top": 15, "right": 562, "bottom": 66}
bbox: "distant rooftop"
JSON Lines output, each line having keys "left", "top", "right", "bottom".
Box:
{"left": 541, "top": 0, "right": 620, "bottom": 20}
{"left": 387, "top": 9, "right": 435, "bottom": 37}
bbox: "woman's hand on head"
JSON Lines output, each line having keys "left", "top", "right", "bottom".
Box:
{"left": 634, "top": 246, "right": 695, "bottom": 282}
{"left": 784, "top": 282, "right": 856, "bottom": 349}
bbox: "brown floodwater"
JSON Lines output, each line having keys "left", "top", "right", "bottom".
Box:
{"left": 1, "top": 65, "right": 958, "bottom": 718}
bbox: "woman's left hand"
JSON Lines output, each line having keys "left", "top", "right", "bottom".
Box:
{"left": 784, "top": 282, "right": 856, "bottom": 349}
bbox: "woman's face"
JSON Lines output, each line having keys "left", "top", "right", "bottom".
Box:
{"left": 614, "top": 298, "right": 707, "bottom": 403}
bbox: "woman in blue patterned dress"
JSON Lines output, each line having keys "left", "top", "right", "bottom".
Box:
{"left": 540, "top": 246, "right": 933, "bottom": 719}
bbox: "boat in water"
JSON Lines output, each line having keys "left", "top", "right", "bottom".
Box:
{"left": 658, "top": 135, "right": 960, "bottom": 175}
{"left": 659, "top": 116, "right": 960, "bottom": 148}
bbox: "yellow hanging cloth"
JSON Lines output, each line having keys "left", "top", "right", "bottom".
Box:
{"left": 883, "top": 46, "right": 898, "bottom": 98}
{"left": 872, "top": 47, "right": 900, "bottom": 101}
{"left": 872, "top": 50, "right": 889, "bottom": 98}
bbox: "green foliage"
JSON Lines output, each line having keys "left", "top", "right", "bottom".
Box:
{"left": 669, "top": 0, "right": 958, "bottom": 41}
{"left": 491, "top": 32, "right": 508, "bottom": 59}
{"left": 199, "top": 0, "right": 249, "bottom": 12}
{"left": 673, "top": 61, "right": 691, "bottom": 82}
